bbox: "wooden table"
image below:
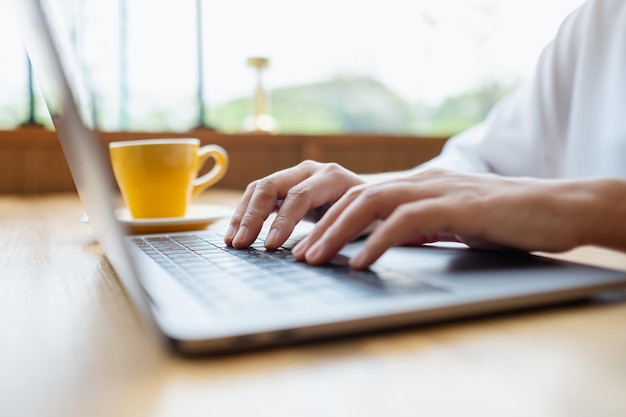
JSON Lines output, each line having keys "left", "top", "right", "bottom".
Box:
{"left": 1, "top": 191, "right": 626, "bottom": 417}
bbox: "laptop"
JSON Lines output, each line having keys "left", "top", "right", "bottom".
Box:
{"left": 16, "top": 0, "right": 626, "bottom": 355}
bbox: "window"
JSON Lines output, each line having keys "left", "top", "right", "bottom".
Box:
{"left": 2, "top": 0, "right": 584, "bottom": 135}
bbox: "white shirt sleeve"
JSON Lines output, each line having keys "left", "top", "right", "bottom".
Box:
{"left": 421, "top": 0, "right": 588, "bottom": 179}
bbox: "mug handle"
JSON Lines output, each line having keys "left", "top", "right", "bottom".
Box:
{"left": 191, "top": 144, "right": 229, "bottom": 198}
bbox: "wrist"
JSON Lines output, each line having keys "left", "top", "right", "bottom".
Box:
{"left": 573, "top": 178, "right": 626, "bottom": 251}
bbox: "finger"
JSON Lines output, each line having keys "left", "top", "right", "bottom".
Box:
{"left": 291, "top": 183, "right": 368, "bottom": 260}
{"left": 230, "top": 184, "right": 280, "bottom": 248}
{"left": 264, "top": 179, "right": 333, "bottom": 249}
{"left": 350, "top": 200, "right": 454, "bottom": 269}
{"left": 294, "top": 180, "right": 407, "bottom": 258}
{"left": 265, "top": 165, "right": 364, "bottom": 249}
{"left": 224, "top": 181, "right": 257, "bottom": 245}
{"left": 302, "top": 182, "right": 418, "bottom": 265}
{"left": 230, "top": 164, "right": 317, "bottom": 248}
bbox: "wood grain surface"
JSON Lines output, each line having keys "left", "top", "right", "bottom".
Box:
{"left": 1, "top": 191, "right": 625, "bottom": 417}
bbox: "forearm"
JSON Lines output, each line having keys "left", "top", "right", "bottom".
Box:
{"left": 575, "top": 178, "right": 626, "bottom": 252}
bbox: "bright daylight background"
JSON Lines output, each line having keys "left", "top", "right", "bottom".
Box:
{"left": 1, "top": 0, "right": 584, "bottom": 135}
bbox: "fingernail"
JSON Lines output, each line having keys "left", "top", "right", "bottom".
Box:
{"left": 265, "top": 228, "right": 279, "bottom": 247}
{"left": 304, "top": 241, "right": 323, "bottom": 263}
{"left": 291, "top": 241, "right": 305, "bottom": 258}
{"left": 232, "top": 226, "right": 248, "bottom": 248}
{"left": 291, "top": 236, "right": 310, "bottom": 258}
{"left": 350, "top": 250, "right": 368, "bottom": 269}
{"left": 224, "top": 224, "right": 236, "bottom": 243}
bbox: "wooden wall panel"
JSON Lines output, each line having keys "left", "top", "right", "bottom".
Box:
{"left": 0, "top": 127, "right": 447, "bottom": 194}
{"left": 0, "top": 127, "right": 76, "bottom": 193}
{"left": 320, "top": 139, "right": 445, "bottom": 174}
{"left": 0, "top": 148, "right": 23, "bottom": 192}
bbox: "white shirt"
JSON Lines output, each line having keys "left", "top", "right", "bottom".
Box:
{"left": 424, "top": 0, "right": 626, "bottom": 179}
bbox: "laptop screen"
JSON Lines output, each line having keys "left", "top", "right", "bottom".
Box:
{"left": 14, "top": 0, "right": 157, "bottom": 329}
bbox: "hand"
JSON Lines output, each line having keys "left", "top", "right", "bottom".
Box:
{"left": 225, "top": 160, "right": 365, "bottom": 249}
{"left": 291, "top": 168, "right": 594, "bottom": 269}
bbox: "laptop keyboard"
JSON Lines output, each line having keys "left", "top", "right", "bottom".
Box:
{"left": 132, "top": 231, "right": 444, "bottom": 315}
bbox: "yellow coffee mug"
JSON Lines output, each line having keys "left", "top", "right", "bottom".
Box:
{"left": 109, "top": 138, "right": 228, "bottom": 218}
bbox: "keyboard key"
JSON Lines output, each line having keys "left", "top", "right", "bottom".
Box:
{"left": 132, "top": 231, "right": 445, "bottom": 316}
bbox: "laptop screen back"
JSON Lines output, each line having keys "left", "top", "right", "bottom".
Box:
{"left": 14, "top": 0, "right": 157, "bottom": 328}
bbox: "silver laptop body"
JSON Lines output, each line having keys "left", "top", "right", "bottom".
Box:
{"left": 17, "top": 0, "right": 626, "bottom": 355}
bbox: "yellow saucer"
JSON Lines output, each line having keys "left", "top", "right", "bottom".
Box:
{"left": 115, "top": 204, "right": 233, "bottom": 234}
